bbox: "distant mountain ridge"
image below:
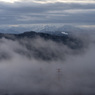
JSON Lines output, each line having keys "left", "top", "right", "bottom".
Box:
{"left": 0, "top": 25, "right": 94, "bottom": 34}
{"left": 0, "top": 31, "right": 83, "bottom": 49}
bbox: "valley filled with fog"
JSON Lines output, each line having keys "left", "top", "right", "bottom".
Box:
{"left": 0, "top": 31, "right": 95, "bottom": 95}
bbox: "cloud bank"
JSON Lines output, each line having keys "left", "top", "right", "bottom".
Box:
{"left": 0, "top": 33, "right": 95, "bottom": 94}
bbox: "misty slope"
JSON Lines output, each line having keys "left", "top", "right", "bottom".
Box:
{"left": 0, "top": 31, "right": 83, "bottom": 61}
{"left": 0, "top": 31, "right": 83, "bottom": 49}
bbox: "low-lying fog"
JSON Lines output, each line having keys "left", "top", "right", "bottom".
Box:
{"left": 0, "top": 33, "right": 95, "bottom": 95}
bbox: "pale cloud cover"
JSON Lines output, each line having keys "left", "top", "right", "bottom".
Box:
{"left": 0, "top": 0, "right": 95, "bottom": 3}
{"left": 0, "top": 0, "right": 19, "bottom": 3}
{"left": 32, "top": 0, "right": 95, "bottom": 4}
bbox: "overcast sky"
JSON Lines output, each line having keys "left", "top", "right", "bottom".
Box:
{"left": 0, "top": 0, "right": 95, "bottom": 28}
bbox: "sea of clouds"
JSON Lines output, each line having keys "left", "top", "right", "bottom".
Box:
{"left": 0, "top": 33, "right": 95, "bottom": 95}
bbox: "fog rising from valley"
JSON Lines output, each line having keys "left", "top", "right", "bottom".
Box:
{"left": 0, "top": 33, "right": 95, "bottom": 95}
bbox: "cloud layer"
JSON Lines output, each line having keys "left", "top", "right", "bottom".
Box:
{"left": 0, "top": 33, "right": 95, "bottom": 94}
{"left": 0, "top": 0, "right": 95, "bottom": 27}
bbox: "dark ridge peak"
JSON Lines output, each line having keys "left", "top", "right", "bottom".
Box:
{"left": 0, "top": 30, "right": 68, "bottom": 39}
{"left": 23, "top": 31, "right": 36, "bottom": 35}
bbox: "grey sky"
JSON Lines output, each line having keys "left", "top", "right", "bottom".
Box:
{"left": 0, "top": 0, "right": 95, "bottom": 27}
